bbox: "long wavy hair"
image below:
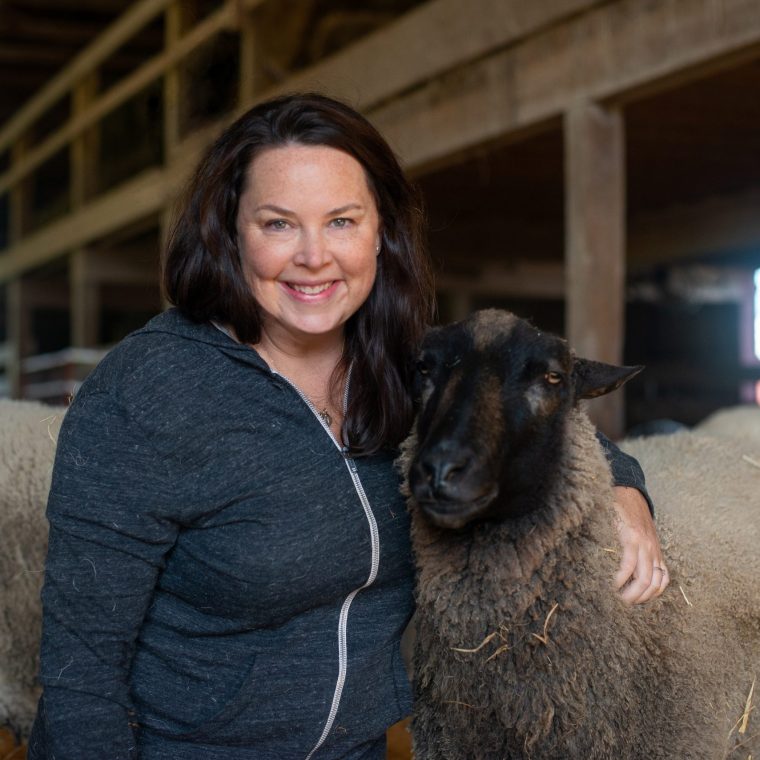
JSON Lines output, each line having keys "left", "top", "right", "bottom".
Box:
{"left": 162, "top": 92, "right": 435, "bottom": 455}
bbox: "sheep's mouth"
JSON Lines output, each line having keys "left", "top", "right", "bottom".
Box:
{"left": 417, "top": 489, "right": 498, "bottom": 530}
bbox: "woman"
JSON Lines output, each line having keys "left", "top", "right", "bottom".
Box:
{"left": 28, "top": 93, "right": 666, "bottom": 759}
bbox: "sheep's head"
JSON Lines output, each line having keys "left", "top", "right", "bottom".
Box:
{"left": 408, "top": 310, "right": 642, "bottom": 530}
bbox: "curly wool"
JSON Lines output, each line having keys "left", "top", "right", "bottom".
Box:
{"left": 402, "top": 411, "right": 760, "bottom": 759}
{"left": 0, "top": 400, "right": 65, "bottom": 738}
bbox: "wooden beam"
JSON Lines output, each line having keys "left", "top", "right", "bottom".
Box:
{"left": 370, "top": 0, "right": 760, "bottom": 172}
{"left": 266, "top": 0, "right": 604, "bottom": 111}
{"left": 565, "top": 102, "right": 626, "bottom": 438}
{"left": 0, "top": 125, "right": 218, "bottom": 282}
{"left": 629, "top": 187, "right": 760, "bottom": 269}
{"left": 436, "top": 261, "right": 565, "bottom": 299}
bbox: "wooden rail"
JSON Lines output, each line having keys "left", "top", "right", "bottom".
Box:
{"left": 0, "top": 1, "right": 238, "bottom": 196}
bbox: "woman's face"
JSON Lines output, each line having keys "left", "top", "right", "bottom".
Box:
{"left": 236, "top": 143, "right": 381, "bottom": 349}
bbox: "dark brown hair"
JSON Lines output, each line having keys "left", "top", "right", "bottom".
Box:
{"left": 163, "top": 92, "right": 435, "bottom": 454}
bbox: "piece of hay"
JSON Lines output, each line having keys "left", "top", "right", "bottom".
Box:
{"left": 532, "top": 603, "right": 559, "bottom": 645}
{"left": 679, "top": 585, "right": 694, "bottom": 607}
{"left": 739, "top": 678, "right": 756, "bottom": 735}
{"left": 451, "top": 631, "right": 499, "bottom": 654}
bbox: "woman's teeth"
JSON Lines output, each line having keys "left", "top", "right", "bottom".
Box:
{"left": 290, "top": 282, "right": 333, "bottom": 295}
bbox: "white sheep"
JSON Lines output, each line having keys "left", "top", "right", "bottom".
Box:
{"left": 696, "top": 404, "right": 760, "bottom": 449}
{"left": 0, "top": 400, "right": 65, "bottom": 739}
{"left": 400, "top": 310, "right": 759, "bottom": 759}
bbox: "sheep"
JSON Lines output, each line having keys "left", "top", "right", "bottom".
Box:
{"left": 399, "top": 309, "right": 759, "bottom": 760}
{"left": 0, "top": 400, "right": 65, "bottom": 739}
{"left": 696, "top": 404, "right": 760, "bottom": 449}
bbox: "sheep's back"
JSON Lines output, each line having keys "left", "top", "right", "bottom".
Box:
{"left": 696, "top": 404, "right": 760, "bottom": 450}
{"left": 621, "top": 431, "right": 759, "bottom": 594}
{"left": 0, "top": 399, "right": 65, "bottom": 736}
{"left": 621, "top": 430, "right": 760, "bottom": 756}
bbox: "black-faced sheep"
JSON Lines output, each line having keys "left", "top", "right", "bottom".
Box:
{"left": 0, "top": 400, "right": 65, "bottom": 739}
{"left": 399, "top": 310, "right": 759, "bottom": 760}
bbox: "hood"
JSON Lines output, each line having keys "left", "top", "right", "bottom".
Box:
{"left": 131, "top": 307, "right": 270, "bottom": 372}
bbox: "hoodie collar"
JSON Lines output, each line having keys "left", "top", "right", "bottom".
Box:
{"left": 133, "top": 307, "right": 270, "bottom": 371}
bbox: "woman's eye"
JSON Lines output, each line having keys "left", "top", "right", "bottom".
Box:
{"left": 265, "top": 219, "right": 289, "bottom": 231}
{"left": 330, "top": 217, "right": 353, "bottom": 229}
{"left": 545, "top": 371, "right": 563, "bottom": 385}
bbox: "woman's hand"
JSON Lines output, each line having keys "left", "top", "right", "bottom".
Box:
{"left": 612, "top": 486, "right": 669, "bottom": 604}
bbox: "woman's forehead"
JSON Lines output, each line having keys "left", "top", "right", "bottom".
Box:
{"left": 244, "top": 144, "right": 374, "bottom": 203}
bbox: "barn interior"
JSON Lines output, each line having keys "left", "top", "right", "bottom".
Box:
{"left": 1, "top": 0, "right": 760, "bottom": 438}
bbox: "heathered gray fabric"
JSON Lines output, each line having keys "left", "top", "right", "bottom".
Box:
{"left": 27, "top": 308, "right": 415, "bottom": 760}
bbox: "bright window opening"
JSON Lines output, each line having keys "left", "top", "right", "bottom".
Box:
{"left": 755, "top": 268, "right": 760, "bottom": 360}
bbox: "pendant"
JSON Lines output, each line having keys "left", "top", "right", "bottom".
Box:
{"left": 318, "top": 408, "right": 332, "bottom": 427}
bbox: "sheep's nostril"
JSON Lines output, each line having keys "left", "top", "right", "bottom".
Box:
{"left": 423, "top": 457, "right": 469, "bottom": 491}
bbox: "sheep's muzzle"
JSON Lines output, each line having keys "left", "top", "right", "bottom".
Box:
{"left": 409, "top": 442, "right": 500, "bottom": 529}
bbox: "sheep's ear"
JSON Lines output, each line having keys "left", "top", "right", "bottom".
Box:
{"left": 572, "top": 359, "right": 644, "bottom": 400}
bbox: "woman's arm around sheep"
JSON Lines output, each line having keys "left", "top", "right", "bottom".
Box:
{"left": 599, "top": 433, "right": 668, "bottom": 604}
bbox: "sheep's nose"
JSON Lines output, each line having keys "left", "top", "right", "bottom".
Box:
{"left": 412, "top": 444, "right": 474, "bottom": 499}
{"left": 423, "top": 456, "right": 468, "bottom": 490}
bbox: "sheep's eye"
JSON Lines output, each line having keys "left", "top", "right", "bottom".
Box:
{"left": 416, "top": 360, "right": 430, "bottom": 376}
{"left": 545, "top": 371, "right": 563, "bottom": 385}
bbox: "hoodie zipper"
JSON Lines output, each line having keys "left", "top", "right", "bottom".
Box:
{"left": 271, "top": 366, "right": 380, "bottom": 759}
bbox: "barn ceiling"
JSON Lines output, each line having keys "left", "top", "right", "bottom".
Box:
{"left": 0, "top": 0, "right": 425, "bottom": 130}
{"left": 0, "top": 0, "right": 127, "bottom": 127}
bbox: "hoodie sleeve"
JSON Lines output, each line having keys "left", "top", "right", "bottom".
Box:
{"left": 596, "top": 431, "right": 654, "bottom": 516}
{"left": 29, "top": 390, "right": 179, "bottom": 760}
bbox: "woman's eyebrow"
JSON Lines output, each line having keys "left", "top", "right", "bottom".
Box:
{"left": 254, "top": 204, "right": 294, "bottom": 215}
{"left": 253, "top": 203, "right": 364, "bottom": 216}
{"left": 327, "top": 203, "right": 364, "bottom": 215}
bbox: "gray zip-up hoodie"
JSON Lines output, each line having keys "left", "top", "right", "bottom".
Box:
{"left": 27, "top": 308, "right": 649, "bottom": 760}
{"left": 28, "top": 308, "right": 415, "bottom": 760}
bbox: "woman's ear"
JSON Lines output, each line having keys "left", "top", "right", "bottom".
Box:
{"left": 572, "top": 358, "right": 644, "bottom": 400}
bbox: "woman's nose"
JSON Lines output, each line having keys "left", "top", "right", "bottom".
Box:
{"left": 294, "top": 231, "right": 331, "bottom": 268}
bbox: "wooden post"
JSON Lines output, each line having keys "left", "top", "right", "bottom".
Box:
{"left": 5, "top": 279, "right": 22, "bottom": 398}
{"left": 164, "top": 0, "right": 184, "bottom": 164}
{"left": 6, "top": 136, "right": 33, "bottom": 396}
{"left": 70, "top": 249, "right": 100, "bottom": 348}
{"left": 9, "top": 136, "right": 31, "bottom": 243}
{"left": 238, "top": 4, "right": 263, "bottom": 108}
{"left": 71, "top": 72, "right": 100, "bottom": 206}
{"left": 70, "top": 73, "right": 101, "bottom": 349}
{"left": 564, "top": 101, "right": 626, "bottom": 438}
